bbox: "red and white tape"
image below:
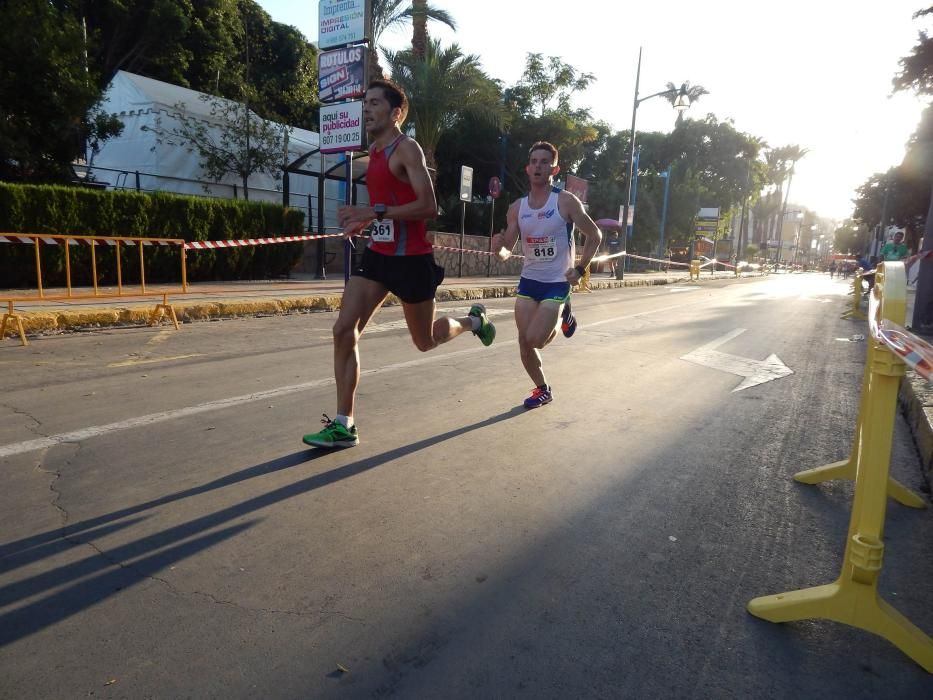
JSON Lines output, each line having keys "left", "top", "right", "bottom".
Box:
{"left": 0, "top": 234, "right": 177, "bottom": 246}
{"left": 185, "top": 233, "right": 343, "bottom": 250}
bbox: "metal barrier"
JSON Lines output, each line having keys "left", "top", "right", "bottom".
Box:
{"left": 747, "top": 261, "right": 933, "bottom": 672}
{"left": 1, "top": 233, "right": 188, "bottom": 346}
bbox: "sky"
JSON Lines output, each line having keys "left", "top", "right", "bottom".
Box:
{"left": 257, "top": 0, "right": 929, "bottom": 222}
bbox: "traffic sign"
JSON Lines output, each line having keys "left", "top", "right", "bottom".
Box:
{"left": 488, "top": 176, "right": 502, "bottom": 199}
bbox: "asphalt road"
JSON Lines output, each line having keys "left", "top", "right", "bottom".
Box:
{"left": 1, "top": 273, "right": 932, "bottom": 699}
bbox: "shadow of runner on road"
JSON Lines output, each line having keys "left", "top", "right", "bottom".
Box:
{"left": 0, "top": 407, "right": 526, "bottom": 645}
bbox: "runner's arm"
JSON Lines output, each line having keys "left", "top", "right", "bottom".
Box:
{"left": 336, "top": 138, "right": 437, "bottom": 229}
{"left": 561, "top": 191, "right": 602, "bottom": 268}
{"left": 491, "top": 201, "right": 521, "bottom": 260}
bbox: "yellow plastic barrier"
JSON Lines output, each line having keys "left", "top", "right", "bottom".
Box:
{"left": 688, "top": 259, "right": 701, "bottom": 281}
{"left": 841, "top": 269, "right": 867, "bottom": 320}
{"left": 747, "top": 261, "right": 933, "bottom": 672}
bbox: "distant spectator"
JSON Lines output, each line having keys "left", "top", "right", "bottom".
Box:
{"left": 880, "top": 231, "right": 909, "bottom": 261}
{"left": 829, "top": 260, "right": 837, "bottom": 278}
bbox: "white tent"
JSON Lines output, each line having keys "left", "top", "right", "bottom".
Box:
{"left": 85, "top": 71, "right": 369, "bottom": 232}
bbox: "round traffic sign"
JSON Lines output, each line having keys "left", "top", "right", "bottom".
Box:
{"left": 488, "top": 176, "right": 502, "bottom": 199}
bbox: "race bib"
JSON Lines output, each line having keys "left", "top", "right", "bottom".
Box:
{"left": 371, "top": 219, "right": 396, "bottom": 242}
{"left": 527, "top": 235, "right": 557, "bottom": 261}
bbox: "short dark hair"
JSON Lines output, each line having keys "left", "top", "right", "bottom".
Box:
{"left": 367, "top": 79, "right": 409, "bottom": 123}
{"left": 528, "top": 141, "right": 559, "bottom": 166}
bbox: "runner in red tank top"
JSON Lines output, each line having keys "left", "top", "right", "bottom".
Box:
{"left": 303, "top": 79, "right": 496, "bottom": 449}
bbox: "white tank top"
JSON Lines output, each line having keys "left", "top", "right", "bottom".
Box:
{"left": 518, "top": 187, "right": 574, "bottom": 283}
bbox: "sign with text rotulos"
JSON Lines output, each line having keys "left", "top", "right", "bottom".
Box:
{"left": 318, "top": 45, "right": 368, "bottom": 103}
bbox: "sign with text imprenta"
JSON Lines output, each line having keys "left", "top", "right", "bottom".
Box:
{"left": 318, "top": 0, "right": 370, "bottom": 50}
{"left": 319, "top": 101, "right": 364, "bottom": 153}
{"left": 318, "top": 45, "right": 367, "bottom": 103}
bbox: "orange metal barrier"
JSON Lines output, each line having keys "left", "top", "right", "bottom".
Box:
{"left": 1, "top": 233, "right": 187, "bottom": 346}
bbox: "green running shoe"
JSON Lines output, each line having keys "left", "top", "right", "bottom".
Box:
{"left": 469, "top": 303, "right": 496, "bottom": 346}
{"left": 302, "top": 413, "right": 359, "bottom": 448}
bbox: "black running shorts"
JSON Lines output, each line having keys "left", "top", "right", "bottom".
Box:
{"left": 353, "top": 247, "right": 445, "bottom": 303}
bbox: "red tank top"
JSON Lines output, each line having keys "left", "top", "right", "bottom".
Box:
{"left": 365, "top": 134, "right": 432, "bottom": 256}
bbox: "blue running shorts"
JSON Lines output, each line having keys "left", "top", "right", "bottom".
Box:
{"left": 516, "top": 277, "right": 571, "bottom": 304}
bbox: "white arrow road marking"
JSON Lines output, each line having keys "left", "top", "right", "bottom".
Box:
{"left": 680, "top": 328, "right": 793, "bottom": 392}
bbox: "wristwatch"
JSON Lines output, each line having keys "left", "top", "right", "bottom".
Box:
{"left": 574, "top": 264, "right": 587, "bottom": 277}
{"left": 373, "top": 203, "right": 387, "bottom": 221}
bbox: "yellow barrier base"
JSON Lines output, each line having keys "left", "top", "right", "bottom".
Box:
{"left": 0, "top": 302, "right": 28, "bottom": 346}
{"left": 794, "top": 458, "right": 927, "bottom": 509}
{"left": 748, "top": 568, "right": 933, "bottom": 672}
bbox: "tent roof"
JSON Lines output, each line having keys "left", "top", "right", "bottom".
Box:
{"left": 103, "top": 71, "right": 369, "bottom": 181}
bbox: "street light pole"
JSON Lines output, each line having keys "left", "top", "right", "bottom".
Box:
{"left": 619, "top": 47, "right": 692, "bottom": 279}
{"left": 621, "top": 47, "right": 643, "bottom": 262}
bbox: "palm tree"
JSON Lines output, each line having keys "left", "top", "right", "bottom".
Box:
{"left": 664, "top": 81, "right": 709, "bottom": 124}
{"left": 368, "top": 1, "right": 455, "bottom": 80}
{"left": 384, "top": 39, "right": 507, "bottom": 175}
{"left": 773, "top": 144, "right": 809, "bottom": 248}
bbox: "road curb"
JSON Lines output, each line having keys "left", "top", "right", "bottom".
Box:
{"left": 7, "top": 276, "right": 684, "bottom": 335}
{"left": 899, "top": 369, "right": 933, "bottom": 491}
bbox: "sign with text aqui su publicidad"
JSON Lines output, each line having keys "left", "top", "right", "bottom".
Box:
{"left": 318, "top": 0, "right": 371, "bottom": 50}
{"left": 319, "top": 102, "right": 364, "bottom": 153}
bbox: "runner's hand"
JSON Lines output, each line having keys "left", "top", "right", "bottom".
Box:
{"left": 337, "top": 205, "right": 375, "bottom": 228}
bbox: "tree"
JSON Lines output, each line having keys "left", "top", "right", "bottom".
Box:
{"left": 81, "top": 0, "right": 318, "bottom": 127}
{"left": 411, "top": 0, "right": 428, "bottom": 60}
{"left": 507, "top": 54, "right": 595, "bottom": 117}
{"left": 0, "top": 0, "right": 123, "bottom": 181}
{"left": 368, "top": 0, "right": 455, "bottom": 80}
{"left": 893, "top": 7, "right": 933, "bottom": 94}
{"left": 144, "top": 93, "right": 289, "bottom": 200}
{"left": 385, "top": 39, "right": 506, "bottom": 174}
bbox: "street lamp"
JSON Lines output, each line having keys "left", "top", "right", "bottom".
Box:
{"left": 619, "top": 47, "right": 693, "bottom": 279}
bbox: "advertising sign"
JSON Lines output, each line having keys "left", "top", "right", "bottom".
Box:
{"left": 319, "top": 0, "right": 370, "bottom": 50}
{"left": 460, "top": 165, "right": 474, "bottom": 202}
{"left": 319, "top": 101, "right": 364, "bottom": 153}
{"left": 318, "top": 46, "right": 367, "bottom": 103}
{"left": 565, "top": 175, "right": 589, "bottom": 203}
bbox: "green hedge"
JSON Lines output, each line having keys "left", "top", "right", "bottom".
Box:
{"left": 0, "top": 183, "right": 305, "bottom": 289}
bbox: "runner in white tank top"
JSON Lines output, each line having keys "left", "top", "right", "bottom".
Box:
{"left": 492, "top": 141, "right": 602, "bottom": 409}
{"left": 517, "top": 186, "right": 575, "bottom": 284}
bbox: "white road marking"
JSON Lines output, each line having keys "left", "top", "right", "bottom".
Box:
{"left": 107, "top": 354, "right": 203, "bottom": 368}
{"left": 680, "top": 328, "right": 793, "bottom": 392}
{"left": 0, "top": 296, "right": 748, "bottom": 457}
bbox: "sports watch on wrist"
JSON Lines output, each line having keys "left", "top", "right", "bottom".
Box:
{"left": 373, "top": 204, "right": 387, "bottom": 221}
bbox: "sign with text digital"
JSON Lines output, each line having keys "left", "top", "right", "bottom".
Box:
{"left": 318, "top": 0, "right": 371, "bottom": 50}
{"left": 319, "top": 101, "right": 364, "bottom": 153}
{"left": 318, "top": 46, "right": 367, "bottom": 103}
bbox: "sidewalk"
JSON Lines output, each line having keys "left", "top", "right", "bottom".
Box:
{"left": 900, "top": 285, "right": 933, "bottom": 488}
{"left": 2, "top": 268, "right": 721, "bottom": 335}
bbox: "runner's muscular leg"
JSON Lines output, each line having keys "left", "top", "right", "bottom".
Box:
{"left": 333, "top": 276, "right": 388, "bottom": 416}
{"left": 515, "top": 297, "right": 559, "bottom": 387}
{"left": 402, "top": 299, "right": 472, "bottom": 352}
